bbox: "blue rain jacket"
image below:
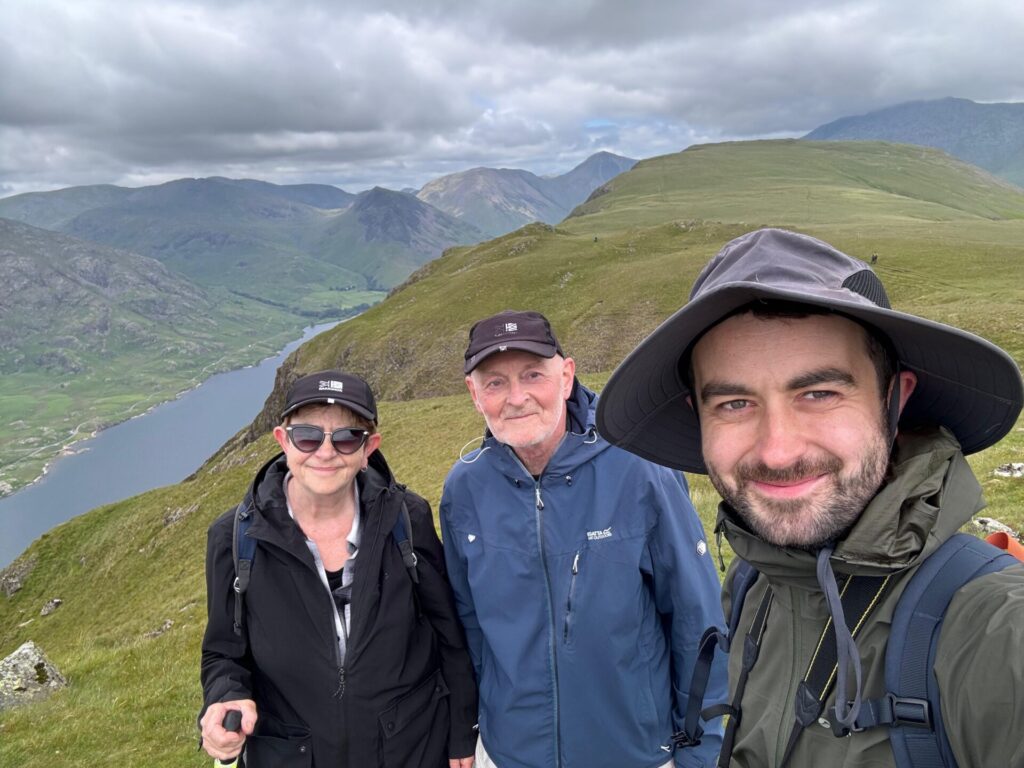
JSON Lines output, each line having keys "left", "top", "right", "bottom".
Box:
{"left": 440, "top": 381, "right": 727, "bottom": 768}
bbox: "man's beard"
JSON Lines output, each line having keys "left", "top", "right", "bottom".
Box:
{"left": 707, "top": 431, "right": 890, "bottom": 550}
{"left": 493, "top": 394, "right": 566, "bottom": 451}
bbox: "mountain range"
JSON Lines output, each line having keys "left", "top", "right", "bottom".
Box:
{"left": 804, "top": 97, "right": 1024, "bottom": 187}
{"left": 0, "top": 152, "right": 635, "bottom": 308}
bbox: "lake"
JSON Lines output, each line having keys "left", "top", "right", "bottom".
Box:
{"left": 0, "top": 321, "right": 339, "bottom": 569}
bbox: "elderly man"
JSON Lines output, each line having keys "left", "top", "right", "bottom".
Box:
{"left": 597, "top": 228, "right": 1024, "bottom": 768}
{"left": 440, "top": 310, "right": 727, "bottom": 768}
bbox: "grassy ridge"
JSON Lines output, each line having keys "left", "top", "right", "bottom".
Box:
{"left": 1, "top": 140, "right": 1023, "bottom": 766}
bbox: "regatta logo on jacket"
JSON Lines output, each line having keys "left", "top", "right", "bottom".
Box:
{"left": 318, "top": 380, "right": 345, "bottom": 392}
{"left": 587, "top": 526, "right": 613, "bottom": 541}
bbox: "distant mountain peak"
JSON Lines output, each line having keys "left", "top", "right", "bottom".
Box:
{"left": 804, "top": 97, "right": 1024, "bottom": 187}
{"left": 416, "top": 151, "right": 637, "bottom": 237}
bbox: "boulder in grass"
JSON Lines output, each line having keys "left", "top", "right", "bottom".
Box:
{"left": 0, "top": 641, "right": 67, "bottom": 712}
{"left": 0, "top": 556, "right": 36, "bottom": 597}
{"left": 994, "top": 463, "right": 1024, "bottom": 478}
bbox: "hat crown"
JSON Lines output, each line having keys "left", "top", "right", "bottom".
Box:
{"left": 464, "top": 309, "right": 563, "bottom": 373}
{"left": 281, "top": 370, "right": 377, "bottom": 423}
{"left": 691, "top": 228, "right": 890, "bottom": 311}
{"left": 595, "top": 227, "right": 1023, "bottom": 472}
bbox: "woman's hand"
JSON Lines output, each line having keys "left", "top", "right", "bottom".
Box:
{"left": 200, "top": 699, "right": 258, "bottom": 762}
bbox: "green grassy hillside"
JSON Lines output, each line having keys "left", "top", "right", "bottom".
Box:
{"left": 1, "top": 140, "right": 1022, "bottom": 766}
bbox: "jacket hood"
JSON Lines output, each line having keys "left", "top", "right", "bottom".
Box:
{"left": 718, "top": 426, "right": 984, "bottom": 583}
{"left": 473, "top": 378, "right": 610, "bottom": 477}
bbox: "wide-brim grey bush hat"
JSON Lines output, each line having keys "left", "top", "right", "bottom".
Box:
{"left": 596, "top": 228, "right": 1023, "bottom": 473}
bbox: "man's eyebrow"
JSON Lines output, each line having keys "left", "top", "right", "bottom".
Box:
{"left": 698, "top": 368, "right": 857, "bottom": 403}
{"left": 787, "top": 368, "right": 856, "bottom": 390}
{"left": 698, "top": 381, "right": 754, "bottom": 403}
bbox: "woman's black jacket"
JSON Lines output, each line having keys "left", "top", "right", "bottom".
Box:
{"left": 200, "top": 450, "right": 478, "bottom": 767}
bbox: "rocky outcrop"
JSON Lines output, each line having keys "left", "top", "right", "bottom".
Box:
{"left": 0, "top": 641, "right": 67, "bottom": 711}
{"left": 1, "top": 556, "right": 36, "bottom": 597}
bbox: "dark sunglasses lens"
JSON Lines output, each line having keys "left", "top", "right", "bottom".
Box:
{"left": 330, "top": 429, "right": 367, "bottom": 454}
{"left": 289, "top": 425, "right": 325, "bottom": 452}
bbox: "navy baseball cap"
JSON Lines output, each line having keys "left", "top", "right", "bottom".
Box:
{"left": 281, "top": 370, "right": 377, "bottom": 423}
{"left": 464, "top": 310, "right": 564, "bottom": 374}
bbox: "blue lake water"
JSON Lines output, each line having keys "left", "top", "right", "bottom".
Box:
{"left": 0, "top": 321, "right": 339, "bottom": 569}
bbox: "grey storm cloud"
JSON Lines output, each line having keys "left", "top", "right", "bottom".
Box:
{"left": 1, "top": 0, "right": 1022, "bottom": 195}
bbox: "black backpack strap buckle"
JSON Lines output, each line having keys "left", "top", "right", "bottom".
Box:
{"left": 829, "top": 693, "right": 932, "bottom": 738}
{"left": 671, "top": 728, "right": 702, "bottom": 748}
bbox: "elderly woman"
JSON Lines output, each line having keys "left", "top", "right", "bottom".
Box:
{"left": 199, "top": 370, "right": 477, "bottom": 767}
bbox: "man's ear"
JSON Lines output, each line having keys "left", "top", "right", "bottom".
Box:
{"left": 895, "top": 369, "right": 917, "bottom": 416}
{"left": 560, "top": 357, "right": 576, "bottom": 398}
{"left": 465, "top": 374, "right": 485, "bottom": 415}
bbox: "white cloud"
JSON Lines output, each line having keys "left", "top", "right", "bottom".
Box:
{"left": 1, "top": 0, "right": 1022, "bottom": 195}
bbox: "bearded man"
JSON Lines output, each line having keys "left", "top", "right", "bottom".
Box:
{"left": 597, "top": 228, "right": 1024, "bottom": 768}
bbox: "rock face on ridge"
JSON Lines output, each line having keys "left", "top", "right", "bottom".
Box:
{"left": 0, "top": 641, "right": 67, "bottom": 712}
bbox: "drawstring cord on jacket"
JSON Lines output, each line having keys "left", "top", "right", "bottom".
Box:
{"left": 459, "top": 424, "right": 598, "bottom": 464}
{"left": 815, "top": 546, "right": 863, "bottom": 732}
{"left": 458, "top": 436, "right": 491, "bottom": 464}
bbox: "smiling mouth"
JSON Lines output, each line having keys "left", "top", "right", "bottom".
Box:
{"left": 751, "top": 475, "right": 827, "bottom": 498}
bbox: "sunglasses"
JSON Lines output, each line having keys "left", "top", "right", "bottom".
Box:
{"left": 285, "top": 425, "right": 370, "bottom": 455}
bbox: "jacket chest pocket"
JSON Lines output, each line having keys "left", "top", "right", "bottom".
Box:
{"left": 563, "top": 549, "right": 585, "bottom": 646}
{"left": 378, "top": 668, "right": 450, "bottom": 768}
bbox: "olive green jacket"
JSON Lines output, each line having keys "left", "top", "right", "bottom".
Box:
{"left": 718, "top": 428, "right": 1024, "bottom": 768}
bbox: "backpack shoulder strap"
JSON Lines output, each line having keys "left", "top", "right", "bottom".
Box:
{"left": 727, "top": 559, "right": 761, "bottom": 639}
{"left": 391, "top": 498, "right": 419, "bottom": 584}
{"left": 851, "top": 533, "right": 1017, "bottom": 768}
{"left": 231, "top": 502, "right": 257, "bottom": 636}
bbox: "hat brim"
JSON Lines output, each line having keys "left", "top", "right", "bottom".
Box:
{"left": 281, "top": 396, "right": 377, "bottom": 423}
{"left": 596, "top": 282, "right": 1023, "bottom": 473}
{"left": 464, "top": 341, "right": 559, "bottom": 374}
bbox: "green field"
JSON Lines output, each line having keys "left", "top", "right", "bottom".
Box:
{"left": 1, "top": 140, "right": 1023, "bottom": 766}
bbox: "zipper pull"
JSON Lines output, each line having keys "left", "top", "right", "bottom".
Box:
{"left": 535, "top": 486, "right": 544, "bottom": 510}
{"left": 572, "top": 552, "right": 580, "bottom": 575}
{"left": 334, "top": 665, "right": 346, "bottom": 699}
{"left": 715, "top": 529, "right": 726, "bottom": 573}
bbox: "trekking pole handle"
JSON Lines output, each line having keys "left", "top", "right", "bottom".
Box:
{"left": 215, "top": 710, "right": 243, "bottom": 768}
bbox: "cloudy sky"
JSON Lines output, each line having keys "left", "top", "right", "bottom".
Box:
{"left": 2, "top": 0, "right": 1022, "bottom": 196}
